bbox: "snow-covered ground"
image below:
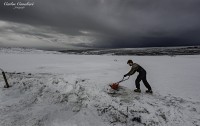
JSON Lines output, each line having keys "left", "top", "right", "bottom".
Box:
{"left": 0, "top": 48, "right": 200, "bottom": 126}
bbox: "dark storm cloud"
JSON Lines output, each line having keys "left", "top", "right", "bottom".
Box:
{"left": 0, "top": 0, "right": 200, "bottom": 48}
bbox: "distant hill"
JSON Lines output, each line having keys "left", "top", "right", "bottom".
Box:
{"left": 58, "top": 46, "right": 200, "bottom": 56}
{"left": 1, "top": 46, "right": 200, "bottom": 56}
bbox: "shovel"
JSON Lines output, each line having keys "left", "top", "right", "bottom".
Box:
{"left": 110, "top": 76, "right": 130, "bottom": 90}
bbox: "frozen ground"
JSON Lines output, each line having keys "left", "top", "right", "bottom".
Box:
{"left": 0, "top": 48, "right": 200, "bottom": 126}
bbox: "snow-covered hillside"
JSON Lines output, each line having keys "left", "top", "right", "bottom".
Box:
{"left": 0, "top": 48, "right": 60, "bottom": 54}
{"left": 0, "top": 48, "right": 200, "bottom": 126}
{"left": 58, "top": 46, "right": 200, "bottom": 56}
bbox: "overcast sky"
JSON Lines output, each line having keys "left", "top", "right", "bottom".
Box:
{"left": 0, "top": 0, "right": 200, "bottom": 49}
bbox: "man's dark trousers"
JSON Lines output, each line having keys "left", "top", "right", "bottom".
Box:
{"left": 135, "top": 67, "right": 152, "bottom": 90}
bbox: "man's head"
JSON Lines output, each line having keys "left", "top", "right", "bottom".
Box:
{"left": 127, "top": 60, "right": 133, "bottom": 66}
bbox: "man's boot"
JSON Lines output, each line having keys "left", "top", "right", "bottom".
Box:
{"left": 146, "top": 90, "right": 153, "bottom": 94}
{"left": 134, "top": 89, "right": 141, "bottom": 93}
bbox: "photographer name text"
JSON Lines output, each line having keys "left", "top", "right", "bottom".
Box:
{"left": 4, "top": 2, "right": 34, "bottom": 9}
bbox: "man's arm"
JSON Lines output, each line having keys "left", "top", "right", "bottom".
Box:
{"left": 124, "top": 64, "right": 139, "bottom": 77}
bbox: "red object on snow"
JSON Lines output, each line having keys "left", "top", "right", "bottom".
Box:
{"left": 110, "top": 83, "right": 119, "bottom": 90}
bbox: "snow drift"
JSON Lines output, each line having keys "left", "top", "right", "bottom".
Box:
{"left": 0, "top": 48, "right": 200, "bottom": 126}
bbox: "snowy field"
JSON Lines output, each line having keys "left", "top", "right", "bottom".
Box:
{"left": 0, "top": 48, "right": 200, "bottom": 126}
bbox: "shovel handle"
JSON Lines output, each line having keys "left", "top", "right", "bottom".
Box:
{"left": 117, "top": 76, "right": 130, "bottom": 83}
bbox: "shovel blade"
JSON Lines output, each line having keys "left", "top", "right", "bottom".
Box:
{"left": 110, "top": 83, "right": 119, "bottom": 90}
